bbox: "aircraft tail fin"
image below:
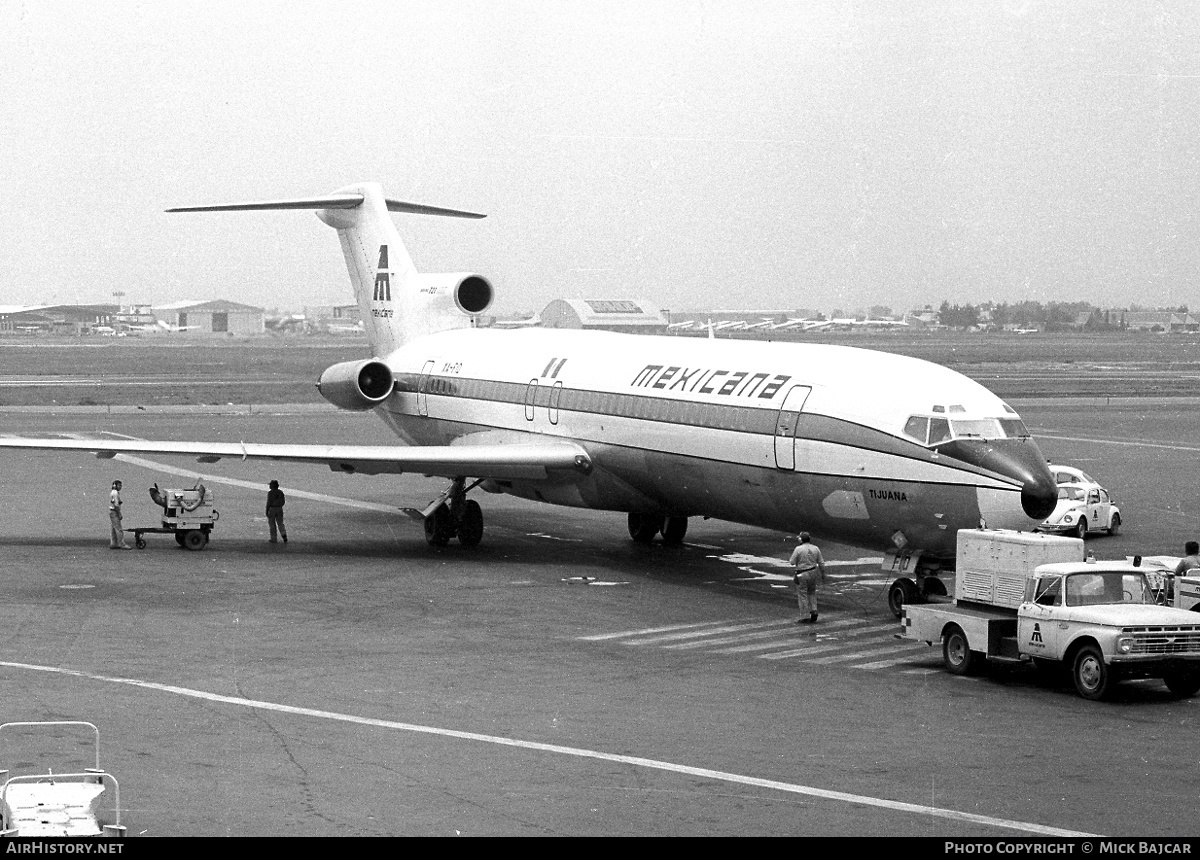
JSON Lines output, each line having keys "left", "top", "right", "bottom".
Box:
{"left": 168, "top": 184, "right": 486, "bottom": 356}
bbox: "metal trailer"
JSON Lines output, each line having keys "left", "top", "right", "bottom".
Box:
{"left": 0, "top": 721, "right": 126, "bottom": 837}
{"left": 132, "top": 483, "right": 218, "bottom": 550}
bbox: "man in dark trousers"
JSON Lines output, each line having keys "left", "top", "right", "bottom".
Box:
{"left": 266, "top": 479, "right": 288, "bottom": 543}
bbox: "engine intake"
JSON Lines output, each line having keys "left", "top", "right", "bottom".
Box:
{"left": 316, "top": 359, "right": 394, "bottom": 411}
{"left": 412, "top": 272, "right": 494, "bottom": 317}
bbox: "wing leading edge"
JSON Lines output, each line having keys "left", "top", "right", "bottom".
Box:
{"left": 0, "top": 437, "right": 592, "bottom": 480}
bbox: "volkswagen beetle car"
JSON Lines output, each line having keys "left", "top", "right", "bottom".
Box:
{"left": 1037, "top": 466, "right": 1121, "bottom": 539}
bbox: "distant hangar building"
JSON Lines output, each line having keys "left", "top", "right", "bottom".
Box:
{"left": 153, "top": 299, "right": 265, "bottom": 335}
{"left": 539, "top": 299, "right": 668, "bottom": 334}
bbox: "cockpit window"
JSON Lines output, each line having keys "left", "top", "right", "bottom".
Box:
{"left": 999, "top": 418, "right": 1030, "bottom": 438}
{"left": 928, "top": 417, "right": 951, "bottom": 445}
{"left": 949, "top": 419, "right": 1001, "bottom": 439}
{"left": 903, "top": 415, "right": 929, "bottom": 443}
{"left": 903, "top": 413, "right": 1031, "bottom": 446}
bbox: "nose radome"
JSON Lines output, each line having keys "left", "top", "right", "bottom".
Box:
{"left": 1021, "top": 472, "right": 1058, "bottom": 520}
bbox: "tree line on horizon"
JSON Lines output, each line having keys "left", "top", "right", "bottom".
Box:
{"left": 930, "top": 300, "right": 1191, "bottom": 331}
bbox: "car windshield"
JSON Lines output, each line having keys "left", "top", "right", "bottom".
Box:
{"left": 1058, "top": 487, "right": 1086, "bottom": 501}
{"left": 1064, "top": 571, "right": 1154, "bottom": 607}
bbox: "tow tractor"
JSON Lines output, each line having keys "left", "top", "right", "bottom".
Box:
{"left": 0, "top": 721, "right": 125, "bottom": 837}
{"left": 901, "top": 529, "right": 1200, "bottom": 700}
{"left": 131, "top": 482, "right": 218, "bottom": 550}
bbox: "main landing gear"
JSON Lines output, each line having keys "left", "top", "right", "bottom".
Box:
{"left": 627, "top": 512, "right": 689, "bottom": 546}
{"left": 417, "top": 477, "right": 485, "bottom": 548}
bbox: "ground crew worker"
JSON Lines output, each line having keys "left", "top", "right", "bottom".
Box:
{"left": 789, "top": 531, "right": 825, "bottom": 623}
{"left": 266, "top": 480, "right": 287, "bottom": 544}
{"left": 1170, "top": 541, "right": 1200, "bottom": 601}
{"left": 108, "top": 480, "right": 131, "bottom": 550}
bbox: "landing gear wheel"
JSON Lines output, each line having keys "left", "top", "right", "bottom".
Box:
{"left": 424, "top": 504, "right": 455, "bottom": 547}
{"left": 1163, "top": 669, "right": 1200, "bottom": 698}
{"left": 1072, "top": 644, "right": 1114, "bottom": 700}
{"left": 887, "top": 578, "right": 919, "bottom": 618}
{"left": 661, "top": 516, "right": 688, "bottom": 546}
{"left": 183, "top": 530, "right": 206, "bottom": 551}
{"left": 628, "top": 512, "right": 665, "bottom": 545}
{"left": 457, "top": 500, "right": 484, "bottom": 548}
{"left": 1108, "top": 514, "right": 1121, "bottom": 535}
{"left": 943, "top": 625, "right": 978, "bottom": 676}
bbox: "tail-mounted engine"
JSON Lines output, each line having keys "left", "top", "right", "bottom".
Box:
{"left": 316, "top": 359, "right": 394, "bottom": 411}
{"left": 411, "top": 272, "right": 494, "bottom": 318}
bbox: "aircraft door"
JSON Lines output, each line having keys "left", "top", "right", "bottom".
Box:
{"left": 524, "top": 379, "right": 538, "bottom": 421}
{"left": 549, "top": 381, "right": 562, "bottom": 425}
{"left": 773, "top": 385, "right": 812, "bottom": 470}
{"left": 417, "top": 360, "right": 435, "bottom": 417}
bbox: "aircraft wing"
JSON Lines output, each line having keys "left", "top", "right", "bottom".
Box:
{"left": 0, "top": 436, "right": 592, "bottom": 480}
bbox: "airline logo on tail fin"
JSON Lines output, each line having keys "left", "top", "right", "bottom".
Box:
{"left": 373, "top": 245, "right": 392, "bottom": 301}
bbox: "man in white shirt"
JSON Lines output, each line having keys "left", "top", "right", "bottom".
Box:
{"left": 109, "top": 480, "right": 131, "bottom": 550}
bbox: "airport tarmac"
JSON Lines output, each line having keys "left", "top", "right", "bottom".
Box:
{"left": 0, "top": 402, "right": 1197, "bottom": 836}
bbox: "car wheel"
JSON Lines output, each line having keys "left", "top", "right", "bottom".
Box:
{"left": 1074, "top": 519, "right": 1088, "bottom": 540}
{"left": 1108, "top": 513, "right": 1121, "bottom": 535}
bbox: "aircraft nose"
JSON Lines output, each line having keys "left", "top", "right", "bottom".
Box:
{"left": 937, "top": 438, "right": 1058, "bottom": 522}
{"left": 1020, "top": 469, "right": 1058, "bottom": 520}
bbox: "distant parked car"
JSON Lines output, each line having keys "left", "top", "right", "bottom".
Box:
{"left": 1037, "top": 466, "right": 1122, "bottom": 539}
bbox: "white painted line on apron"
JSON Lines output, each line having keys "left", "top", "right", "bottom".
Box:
{"left": 0, "top": 660, "right": 1095, "bottom": 837}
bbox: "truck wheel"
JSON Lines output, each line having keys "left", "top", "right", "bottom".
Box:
{"left": 183, "top": 530, "right": 206, "bottom": 551}
{"left": 1072, "top": 644, "right": 1114, "bottom": 700}
{"left": 943, "top": 625, "right": 977, "bottom": 676}
{"left": 1163, "top": 670, "right": 1200, "bottom": 698}
{"left": 887, "top": 578, "right": 919, "bottom": 618}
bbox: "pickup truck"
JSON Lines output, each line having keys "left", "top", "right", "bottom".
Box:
{"left": 901, "top": 529, "right": 1200, "bottom": 700}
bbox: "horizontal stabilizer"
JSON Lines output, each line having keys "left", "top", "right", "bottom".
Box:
{"left": 167, "top": 195, "right": 485, "bottom": 218}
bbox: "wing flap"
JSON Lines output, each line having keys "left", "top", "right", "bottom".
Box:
{"left": 0, "top": 437, "right": 592, "bottom": 480}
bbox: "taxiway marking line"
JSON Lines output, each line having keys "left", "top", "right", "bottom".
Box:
{"left": 578, "top": 619, "right": 757, "bottom": 642}
{"left": 0, "top": 660, "right": 1096, "bottom": 837}
{"left": 709, "top": 618, "right": 869, "bottom": 653}
{"left": 622, "top": 619, "right": 795, "bottom": 646}
{"left": 1039, "top": 434, "right": 1200, "bottom": 453}
{"left": 758, "top": 630, "right": 900, "bottom": 660}
{"left": 669, "top": 618, "right": 879, "bottom": 650}
{"left": 803, "top": 642, "right": 928, "bottom": 665}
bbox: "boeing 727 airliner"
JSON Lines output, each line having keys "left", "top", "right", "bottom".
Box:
{"left": 0, "top": 183, "right": 1058, "bottom": 614}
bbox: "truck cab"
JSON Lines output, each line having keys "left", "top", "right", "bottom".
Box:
{"left": 902, "top": 530, "right": 1200, "bottom": 700}
{"left": 1016, "top": 561, "right": 1200, "bottom": 699}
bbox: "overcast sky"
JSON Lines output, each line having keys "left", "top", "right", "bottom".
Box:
{"left": 2, "top": 1, "right": 1197, "bottom": 315}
